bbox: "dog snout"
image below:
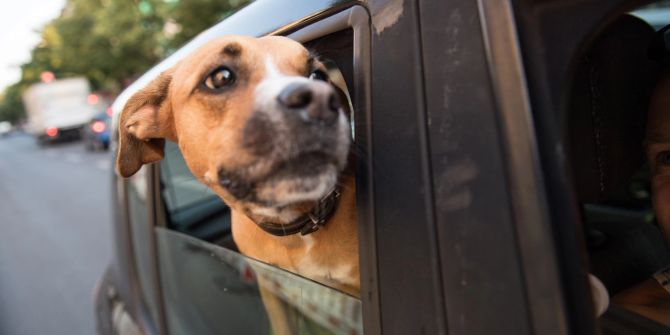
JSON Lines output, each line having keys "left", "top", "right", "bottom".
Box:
{"left": 277, "top": 82, "right": 340, "bottom": 125}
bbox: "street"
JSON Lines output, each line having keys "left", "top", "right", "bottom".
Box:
{"left": 0, "top": 133, "right": 112, "bottom": 335}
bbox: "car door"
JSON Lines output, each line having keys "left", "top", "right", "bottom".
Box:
{"left": 113, "top": 1, "right": 631, "bottom": 334}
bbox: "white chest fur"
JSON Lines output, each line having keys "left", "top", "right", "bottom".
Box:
{"left": 294, "top": 236, "right": 356, "bottom": 288}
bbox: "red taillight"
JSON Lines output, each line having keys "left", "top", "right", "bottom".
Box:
{"left": 91, "top": 121, "right": 106, "bottom": 133}
{"left": 106, "top": 107, "right": 113, "bottom": 117}
{"left": 87, "top": 94, "right": 99, "bottom": 105}
{"left": 40, "top": 71, "right": 55, "bottom": 83}
{"left": 46, "top": 127, "right": 58, "bottom": 137}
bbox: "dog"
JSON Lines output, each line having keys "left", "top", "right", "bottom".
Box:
{"left": 115, "top": 35, "right": 360, "bottom": 297}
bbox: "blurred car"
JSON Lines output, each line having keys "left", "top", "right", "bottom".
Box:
{"left": 0, "top": 121, "right": 11, "bottom": 137}
{"left": 83, "top": 111, "right": 111, "bottom": 151}
{"left": 23, "top": 77, "right": 97, "bottom": 145}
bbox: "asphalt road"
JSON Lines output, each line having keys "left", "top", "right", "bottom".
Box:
{"left": 0, "top": 133, "right": 113, "bottom": 335}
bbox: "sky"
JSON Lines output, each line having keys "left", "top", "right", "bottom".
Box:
{"left": 0, "top": 0, "right": 66, "bottom": 92}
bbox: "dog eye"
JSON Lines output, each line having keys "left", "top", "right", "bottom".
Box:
{"left": 308, "top": 70, "right": 328, "bottom": 82}
{"left": 205, "top": 67, "right": 235, "bottom": 90}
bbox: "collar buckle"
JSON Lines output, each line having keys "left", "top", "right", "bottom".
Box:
{"left": 301, "top": 213, "right": 325, "bottom": 235}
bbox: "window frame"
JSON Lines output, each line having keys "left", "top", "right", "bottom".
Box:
{"left": 117, "top": 165, "right": 167, "bottom": 334}
{"left": 285, "top": 6, "right": 377, "bottom": 333}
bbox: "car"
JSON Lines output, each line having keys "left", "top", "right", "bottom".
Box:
{"left": 23, "top": 77, "right": 97, "bottom": 145}
{"left": 83, "top": 111, "right": 111, "bottom": 151}
{"left": 95, "top": 0, "right": 670, "bottom": 334}
{"left": 0, "top": 121, "right": 12, "bottom": 137}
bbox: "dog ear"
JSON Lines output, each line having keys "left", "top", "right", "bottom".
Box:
{"left": 116, "top": 69, "right": 174, "bottom": 178}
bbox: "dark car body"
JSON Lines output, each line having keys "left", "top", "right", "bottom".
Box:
{"left": 95, "top": 0, "right": 670, "bottom": 334}
{"left": 83, "top": 112, "right": 111, "bottom": 151}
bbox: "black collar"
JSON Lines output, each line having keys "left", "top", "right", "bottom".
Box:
{"left": 254, "top": 187, "right": 341, "bottom": 236}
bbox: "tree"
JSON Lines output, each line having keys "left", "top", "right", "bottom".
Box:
{"left": 163, "top": 0, "right": 249, "bottom": 50}
{"left": 48, "top": 0, "right": 166, "bottom": 90}
{"left": 0, "top": 83, "right": 27, "bottom": 124}
{"left": 0, "top": 0, "right": 250, "bottom": 123}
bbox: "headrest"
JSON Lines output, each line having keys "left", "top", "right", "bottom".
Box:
{"left": 568, "top": 14, "right": 659, "bottom": 204}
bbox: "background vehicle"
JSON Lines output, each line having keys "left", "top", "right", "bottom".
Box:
{"left": 22, "top": 77, "right": 96, "bottom": 144}
{"left": 83, "top": 111, "right": 111, "bottom": 151}
{"left": 96, "top": 0, "right": 670, "bottom": 334}
{"left": 0, "top": 121, "right": 11, "bottom": 137}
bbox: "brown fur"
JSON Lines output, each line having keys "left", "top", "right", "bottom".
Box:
{"left": 116, "top": 35, "right": 359, "bottom": 296}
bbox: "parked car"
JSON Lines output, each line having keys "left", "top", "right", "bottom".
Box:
{"left": 83, "top": 112, "right": 111, "bottom": 151}
{"left": 23, "top": 77, "right": 96, "bottom": 144}
{"left": 95, "top": 0, "right": 670, "bottom": 334}
{"left": 0, "top": 121, "right": 11, "bottom": 137}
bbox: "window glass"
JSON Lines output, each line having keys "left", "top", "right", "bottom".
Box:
{"left": 160, "top": 141, "right": 216, "bottom": 211}
{"left": 160, "top": 141, "right": 232, "bottom": 244}
{"left": 156, "top": 228, "right": 363, "bottom": 335}
{"left": 631, "top": 0, "right": 670, "bottom": 29}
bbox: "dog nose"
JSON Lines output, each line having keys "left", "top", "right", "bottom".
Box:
{"left": 277, "top": 82, "right": 340, "bottom": 124}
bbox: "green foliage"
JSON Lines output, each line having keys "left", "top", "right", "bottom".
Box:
{"left": 0, "top": 0, "right": 250, "bottom": 123}
{"left": 164, "top": 0, "right": 249, "bottom": 49}
{"left": 0, "top": 83, "right": 28, "bottom": 124}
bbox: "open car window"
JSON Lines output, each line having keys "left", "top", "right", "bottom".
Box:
{"left": 157, "top": 28, "right": 354, "bottom": 245}
{"left": 153, "top": 22, "right": 365, "bottom": 333}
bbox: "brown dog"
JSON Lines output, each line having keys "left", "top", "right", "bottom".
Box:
{"left": 115, "top": 35, "right": 359, "bottom": 296}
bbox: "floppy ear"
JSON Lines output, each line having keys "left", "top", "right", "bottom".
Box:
{"left": 116, "top": 69, "right": 175, "bottom": 177}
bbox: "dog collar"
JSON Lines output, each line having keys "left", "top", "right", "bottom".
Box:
{"left": 255, "top": 187, "right": 341, "bottom": 236}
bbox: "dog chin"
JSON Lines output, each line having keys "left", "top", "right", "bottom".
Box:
{"left": 254, "top": 167, "right": 338, "bottom": 207}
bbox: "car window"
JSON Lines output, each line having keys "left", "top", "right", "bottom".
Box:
{"left": 157, "top": 29, "right": 354, "bottom": 245}
{"left": 158, "top": 28, "right": 355, "bottom": 249}
{"left": 565, "top": 5, "right": 670, "bottom": 329}
{"left": 154, "top": 25, "right": 364, "bottom": 333}
{"left": 632, "top": 0, "right": 670, "bottom": 29}
{"left": 160, "top": 141, "right": 233, "bottom": 243}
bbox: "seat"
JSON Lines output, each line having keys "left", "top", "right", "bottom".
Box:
{"left": 567, "top": 14, "right": 670, "bottom": 295}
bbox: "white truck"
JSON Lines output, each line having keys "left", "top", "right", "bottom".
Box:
{"left": 23, "top": 77, "right": 97, "bottom": 144}
{"left": 0, "top": 121, "right": 11, "bottom": 137}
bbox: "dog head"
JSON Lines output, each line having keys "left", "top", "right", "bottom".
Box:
{"left": 116, "top": 35, "right": 350, "bottom": 212}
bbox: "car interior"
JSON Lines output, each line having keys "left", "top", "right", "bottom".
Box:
{"left": 566, "top": 2, "right": 670, "bottom": 328}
